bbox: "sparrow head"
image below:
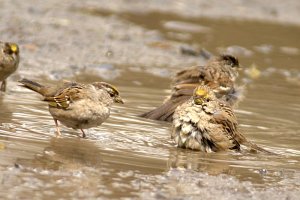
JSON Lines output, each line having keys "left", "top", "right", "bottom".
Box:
{"left": 92, "top": 82, "right": 124, "bottom": 104}
{"left": 3, "top": 42, "right": 19, "bottom": 56}
{"left": 219, "top": 54, "right": 239, "bottom": 68}
{"left": 193, "top": 85, "right": 214, "bottom": 105}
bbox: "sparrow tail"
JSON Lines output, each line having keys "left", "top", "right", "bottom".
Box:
{"left": 19, "top": 78, "right": 45, "bottom": 96}
{"left": 243, "top": 140, "right": 276, "bottom": 155}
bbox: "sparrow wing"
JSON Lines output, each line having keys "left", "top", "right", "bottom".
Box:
{"left": 139, "top": 66, "right": 206, "bottom": 121}
{"left": 44, "top": 84, "right": 84, "bottom": 109}
{"left": 209, "top": 103, "right": 242, "bottom": 150}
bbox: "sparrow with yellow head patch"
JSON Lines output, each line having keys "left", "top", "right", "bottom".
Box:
{"left": 172, "top": 85, "right": 271, "bottom": 153}
{"left": 0, "top": 41, "right": 20, "bottom": 92}
{"left": 19, "top": 78, "right": 124, "bottom": 138}
{"left": 140, "top": 54, "right": 243, "bottom": 122}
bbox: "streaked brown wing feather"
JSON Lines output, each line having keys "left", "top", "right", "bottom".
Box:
{"left": 210, "top": 103, "right": 242, "bottom": 150}
{"left": 215, "top": 105, "right": 238, "bottom": 132}
{"left": 44, "top": 85, "right": 84, "bottom": 109}
{"left": 39, "top": 81, "right": 81, "bottom": 97}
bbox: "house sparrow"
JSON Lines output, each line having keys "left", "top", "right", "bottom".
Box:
{"left": 140, "top": 54, "right": 243, "bottom": 122}
{"left": 172, "top": 85, "right": 270, "bottom": 153}
{"left": 0, "top": 41, "right": 20, "bottom": 92}
{"left": 19, "top": 78, "right": 124, "bottom": 138}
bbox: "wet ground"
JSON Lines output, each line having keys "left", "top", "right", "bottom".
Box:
{"left": 1, "top": 0, "right": 300, "bottom": 199}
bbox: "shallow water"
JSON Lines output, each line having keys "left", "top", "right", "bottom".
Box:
{"left": 1, "top": 1, "right": 300, "bottom": 199}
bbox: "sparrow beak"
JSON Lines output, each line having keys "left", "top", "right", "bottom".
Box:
{"left": 114, "top": 96, "right": 124, "bottom": 104}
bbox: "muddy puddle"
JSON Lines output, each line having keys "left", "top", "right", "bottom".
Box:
{"left": 1, "top": 1, "right": 300, "bottom": 199}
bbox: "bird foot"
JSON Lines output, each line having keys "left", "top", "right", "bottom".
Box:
{"left": 54, "top": 119, "right": 62, "bottom": 138}
{"left": 80, "top": 129, "right": 86, "bottom": 138}
{"left": 0, "top": 80, "right": 6, "bottom": 92}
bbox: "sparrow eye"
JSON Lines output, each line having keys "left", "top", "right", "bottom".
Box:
{"left": 110, "top": 92, "right": 117, "bottom": 97}
{"left": 107, "top": 88, "right": 120, "bottom": 99}
{"left": 107, "top": 89, "right": 115, "bottom": 97}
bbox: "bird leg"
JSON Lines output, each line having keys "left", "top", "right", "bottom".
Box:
{"left": 54, "top": 119, "right": 62, "bottom": 137}
{"left": 80, "top": 129, "right": 86, "bottom": 138}
{"left": 0, "top": 80, "right": 7, "bottom": 92}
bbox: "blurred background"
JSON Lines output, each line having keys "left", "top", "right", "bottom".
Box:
{"left": 1, "top": 0, "right": 300, "bottom": 199}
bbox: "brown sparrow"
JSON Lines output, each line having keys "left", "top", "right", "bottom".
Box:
{"left": 172, "top": 85, "right": 270, "bottom": 153}
{"left": 19, "top": 78, "right": 124, "bottom": 138}
{"left": 140, "top": 54, "right": 243, "bottom": 122}
{"left": 0, "top": 41, "right": 20, "bottom": 92}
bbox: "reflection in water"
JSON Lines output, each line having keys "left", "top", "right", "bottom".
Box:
{"left": 0, "top": 94, "right": 13, "bottom": 124}
{"left": 166, "top": 146, "right": 300, "bottom": 186}
{"left": 167, "top": 148, "right": 232, "bottom": 175}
